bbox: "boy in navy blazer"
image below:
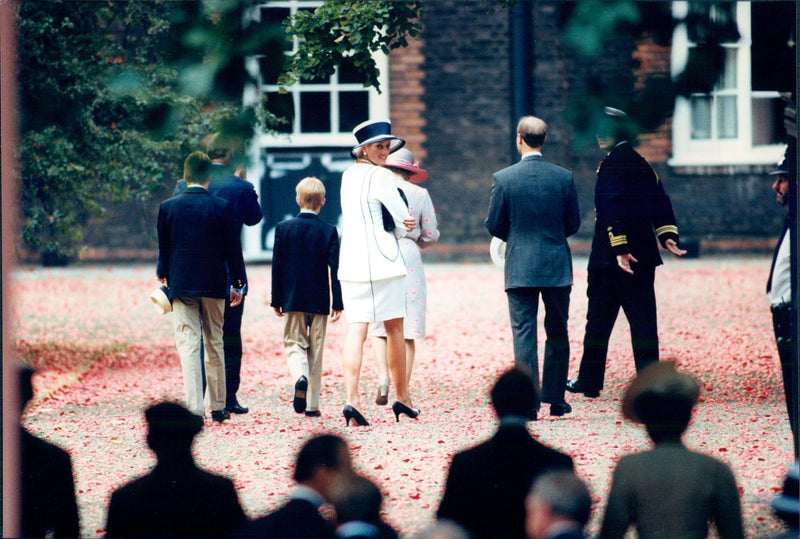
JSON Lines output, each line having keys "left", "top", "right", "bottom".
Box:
{"left": 157, "top": 151, "right": 246, "bottom": 423}
{"left": 271, "top": 177, "right": 343, "bottom": 417}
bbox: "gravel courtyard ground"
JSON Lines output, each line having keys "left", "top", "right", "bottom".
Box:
{"left": 11, "top": 256, "right": 796, "bottom": 537}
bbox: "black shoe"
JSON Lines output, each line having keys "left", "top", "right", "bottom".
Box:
{"left": 293, "top": 375, "right": 308, "bottom": 414}
{"left": 550, "top": 402, "right": 572, "bottom": 417}
{"left": 343, "top": 405, "right": 369, "bottom": 426}
{"left": 304, "top": 410, "right": 321, "bottom": 418}
{"left": 227, "top": 402, "right": 249, "bottom": 415}
{"left": 211, "top": 409, "right": 230, "bottom": 423}
{"left": 392, "top": 401, "right": 420, "bottom": 422}
{"left": 566, "top": 378, "right": 600, "bottom": 398}
{"left": 527, "top": 408, "right": 539, "bottom": 421}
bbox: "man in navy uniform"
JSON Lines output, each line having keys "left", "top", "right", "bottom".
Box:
{"left": 568, "top": 107, "right": 685, "bottom": 399}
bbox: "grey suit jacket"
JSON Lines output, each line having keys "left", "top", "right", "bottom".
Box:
{"left": 485, "top": 154, "right": 580, "bottom": 289}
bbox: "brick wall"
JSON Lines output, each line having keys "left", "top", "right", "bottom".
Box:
{"left": 418, "top": 1, "right": 510, "bottom": 245}
{"left": 389, "top": 32, "right": 426, "bottom": 161}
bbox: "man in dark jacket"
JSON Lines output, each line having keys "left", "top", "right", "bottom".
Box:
{"left": 485, "top": 116, "right": 581, "bottom": 418}
{"left": 172, "top": 136, "right": 262, "bottom": 415}
{"left": 19, "top": 367, "right": 80, "bottom": 538}
{"left": 105, "top": 402, "right": 245, "bottom": 538}
{"left": 157, "top": 151, "right": 246, "bottom": 422}
{"left": 437, "top": 368, "right": 574, "bottom": 539}
{"left": 240, "top": 434, "right": 352, "bottom": 538}
{"left": 568, "top": 107, "right": 685, "bottom": 399}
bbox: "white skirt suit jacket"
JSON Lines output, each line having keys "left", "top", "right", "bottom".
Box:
{"left": 339, "top": 162, "right": 411, "bottom": 284}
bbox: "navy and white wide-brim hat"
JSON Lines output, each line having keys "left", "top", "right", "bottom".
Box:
{"left": 351, "top": 119, "right": 405, "bottom": 158}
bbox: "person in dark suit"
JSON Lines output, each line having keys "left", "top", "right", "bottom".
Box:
{"left": 567, "top": 107, "right": 685, "bottom": 399}
{"left": 19, "top": 366, "right": 80, "bottom": 538}
{"left": 240, "top": 434, "right": 353, "bottom": 538}
{"left": 766, "top": 156, "right": 798, "bottom": 455}
{"left": 172, "top": 136, "right": 262, "bottom": 415}
{"left": 485, "top": 116, "right": 581, "bottom": 418}
{"left": 157, "top": 151, "right": 246, "bottom": 422}
{"left": 525, "top": 471, "right": 592, "bottom": 539}
{"left": 271, "top": 176, "right": 343, "bottom": 416}
{"left": 105, "top": 402, "right": 246, "bottom": 538}
{"left": 437, "top": 368, "right": 574, "bottom": 539}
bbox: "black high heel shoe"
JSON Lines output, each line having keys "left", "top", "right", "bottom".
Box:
{"left": 343, "top": 405, "right": 370, "bottom": 426}
{"left": 392, "top": 401, "right": 420, "bottom": 422}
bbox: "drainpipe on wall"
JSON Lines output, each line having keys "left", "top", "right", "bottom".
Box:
{"left": 509, "top": 0, "right": 533, "bottom": 163}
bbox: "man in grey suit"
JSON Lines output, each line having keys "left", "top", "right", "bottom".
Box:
{"left": 485, "top": 116, "right": 581, "bottom": 419}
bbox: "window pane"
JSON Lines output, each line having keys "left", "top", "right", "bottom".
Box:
{"left": 260, "top": 6, "right": 290, "bottom": 25}
{"left": 300, "top": 92, "right": 331, "bottom": 133}
{"left": 260, "top": 7, "right": 292, "bottom": 53}
{"left": 751, "top": 2, "right": 795, "bottom": 93}
{"left": 716, "top": 95, "right": 737, "bottom": 139}
{"left": 259, "top": 54, "right": 284, "bottom": 86}
{"left": 339, "top": 92, "right": 369, "bottom": 133}
{"left": 266, "top": 92, "right": 294, "bottom": 134}
{"left": 718, "top": 48, "right": 737, "bottom": 90}
{"left": 690, "top": 95, "right": 712, "bottom": 139}
{"left": 338, "top": 59, "right": 368, "bottom": 84}
{"left": 752, "top": 97, "right": 786, "bottom": 146}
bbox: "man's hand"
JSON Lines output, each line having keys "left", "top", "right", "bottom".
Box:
{"left": 230, "top": 290, "right": 243, "bottom": 307}
{"left": 273, "top": 306, "right": 283, "bottom": 317}
{"left": 665, "top": 239, "right": 687, "bottom": 257}
{"left": 616, "top": 253, "right": 638, "bottom": 274}
{"left": 330, "top": 310, "right": 342, "bottom": 323}
{"left": 403, "top": 217, "right": 416, "bottom": 233}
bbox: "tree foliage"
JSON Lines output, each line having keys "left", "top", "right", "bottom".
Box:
{"left": 17, "top": 0, "right": 228, "bottom": 262}
{"left": 280, "top": 2, "right": 423, "bottom": 92}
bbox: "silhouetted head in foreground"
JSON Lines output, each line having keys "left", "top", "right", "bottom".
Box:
{"left": 145, "top": 401, "right": 203, "bottom": 458}
{"left": 491, "top": 367, "right": 536, "bottom": 419}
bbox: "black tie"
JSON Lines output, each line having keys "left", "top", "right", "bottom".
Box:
{"left": 767, "top": 214, "right": 790, "bottom": 293}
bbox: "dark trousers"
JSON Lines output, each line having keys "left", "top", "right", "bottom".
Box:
{"left": 223, "top": 296, "right": 245, "bottom": 408}
{"left": 772, "top": 303, "right": 798, "bottom": 455}
{"left": 507, "top": 286, "right": 571, "bottom": 409}
{"left": 577, "top": 266, "right": 659, "bottom": 393}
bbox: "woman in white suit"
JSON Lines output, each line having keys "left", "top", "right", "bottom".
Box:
{"left": 338, "top": 119, "right": 419, "bottom": 426}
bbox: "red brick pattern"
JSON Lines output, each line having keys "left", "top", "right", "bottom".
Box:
{"left": 389, "top": 34, "right": 427, "bottom": 161}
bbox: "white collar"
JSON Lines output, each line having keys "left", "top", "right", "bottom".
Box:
{"left": 521, "top": 150, "right": 542, "bottom": 160}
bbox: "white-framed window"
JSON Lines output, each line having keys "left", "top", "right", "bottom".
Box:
{"left": 670, "top": 1, "right": 789, "bottom": 166}
{"left": 247, "top": 0, "right": 389, "bottom": 149}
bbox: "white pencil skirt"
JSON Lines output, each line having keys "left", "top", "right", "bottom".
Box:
{"left": 341, "top": 276, "right": 406, "bottom": 323}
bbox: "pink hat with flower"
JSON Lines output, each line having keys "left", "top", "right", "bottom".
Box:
{"left": 384, "top": 148, "right": 428, "bottom": 183}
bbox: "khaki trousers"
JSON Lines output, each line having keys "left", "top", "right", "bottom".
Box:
{"left": 172, "top": 296, "right": 226, "bottom": 415}
{"left": 283, "top": 312, "right": 328, "bottom": 411}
